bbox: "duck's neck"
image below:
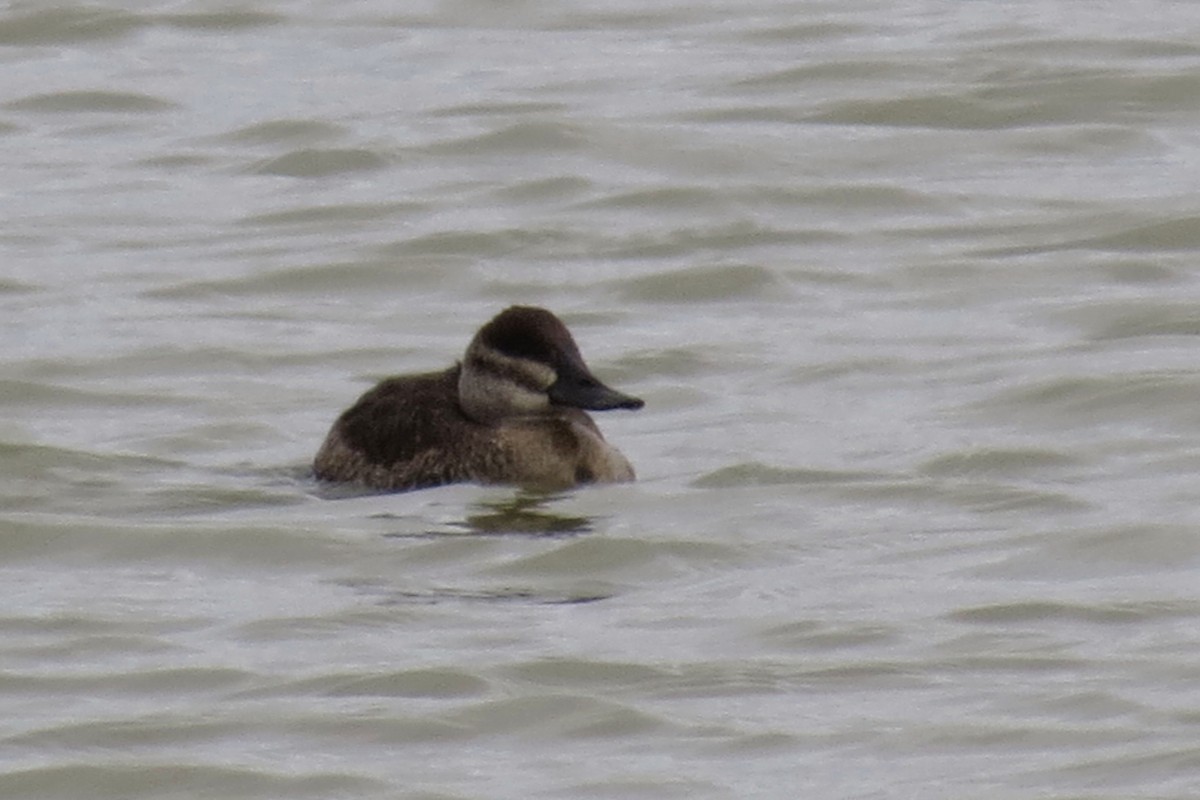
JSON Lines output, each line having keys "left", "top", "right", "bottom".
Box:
{"left": 456, "top": 358, "right": 554, "bottom": 425}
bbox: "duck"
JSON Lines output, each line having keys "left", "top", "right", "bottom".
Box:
{"left": 313, "top": 306, "right": 644, "bottom": 492}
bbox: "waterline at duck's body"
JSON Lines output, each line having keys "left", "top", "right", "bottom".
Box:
{"left": 314, "top": 306, "right": 643, "bottom": 493}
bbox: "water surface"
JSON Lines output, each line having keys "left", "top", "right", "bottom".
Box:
{"left": 4, "top": 1, "right": 1200, "bottom": 798}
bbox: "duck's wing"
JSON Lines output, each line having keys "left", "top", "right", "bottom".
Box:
{"left": 316, "top": 367, "right": 485, "bottom": 490}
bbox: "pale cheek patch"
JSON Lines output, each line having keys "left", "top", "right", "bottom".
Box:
{"left": 470, "top": 348, "right": 555, "bottom": 391}
{"left": 460, "top": 347, "right": 557, "bottom": 421}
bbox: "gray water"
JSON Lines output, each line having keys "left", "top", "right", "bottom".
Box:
{"left": 5, "top": 1, "right": 1200, "bottom": 798}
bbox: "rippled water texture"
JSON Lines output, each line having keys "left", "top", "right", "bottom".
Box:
{"left": 5, "top": 1, "right": 1200, "bottom": 798}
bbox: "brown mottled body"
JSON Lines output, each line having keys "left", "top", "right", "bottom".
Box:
{"left": 313, "top": 307, "right": 642, "bottom": 493}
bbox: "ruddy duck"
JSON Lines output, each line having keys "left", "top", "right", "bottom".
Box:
{"left": 314, "top": 306, "right": 644, "bottom": 492}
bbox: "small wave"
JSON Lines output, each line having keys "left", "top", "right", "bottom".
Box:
{"left": 0, "top": 763, "right": 381, "bottom": 799}
{"left": 238, "top": 201, "right": 421, "bottom": 227}
{"left": 948, "top": 599, "right": 1200, "bottom": 626}
{"left": 421, "top": 119, "right": 587, "bottom": 155}
{"left": 692, "top": 462, "right": 884, "bottom": 489}
{"left": 249, "top": 148, "right": 391, "bottom": 178}
{"left": 919, "top": 447, "right": 1079, "bottom": 478}
{"left": 978, "top": 524, "right": 1200, "bottom": 579}
{"left": 614, "top": 263, "right": 788, "bottom": 304}
{"left": 483, "top": 535, "right": 740, "bottom": 579}
{"left": 215, "top": 119, "right": 346, "bottom": 146}
{"left": 4, "top": 90, "right": 175, "bottom": 113}
{"left": 158, "top": 11, "right": 285, "bottom": 32}
{"left": 0, "top": 7, "right": 144, "bottom": 45}
{"left": 975, "top": 372, "right": 1200, "bottom": 429}
{"left": 243, "top": 668, "right": 490, "bottom": 700}
{"left": 443, "top": 694, "right": 668, "bottom": 740}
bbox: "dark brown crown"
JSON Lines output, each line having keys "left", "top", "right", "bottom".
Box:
{"left": 477, "top": 306, "right": 583, "bottom": 368}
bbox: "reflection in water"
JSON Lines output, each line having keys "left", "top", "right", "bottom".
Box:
{"left": 382, "top": 587, "right": 610, "bottom": 605}
{"left": 376, "top": 492, "right": 595, "bottom": 539}
{"left": 333, "top": 576, "right": 612, "bottom": 606}
{"left": 456, "top": 492, "right": 594, "bottom": 536}
{"left": 344, "top": 492, "right": 609, "bottom": 606}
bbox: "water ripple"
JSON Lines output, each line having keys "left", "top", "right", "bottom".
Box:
{"left": 0, "top": 764, "right": 381, "bottom": 800}
{"left": 0, "top": 7, "right": 144, "bottom": 45}
{"left": 249, "top": 148, "right": 391, "bottom": 177}
{"left": 4, "top": 90, "right": 175, "bottom": 113}
{"left": 5, "top": 1, "right": 1200, "bottom": 798}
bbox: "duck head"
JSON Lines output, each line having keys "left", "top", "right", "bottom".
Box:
{"left": 458, "top": 306, "right": 644, "bottom": 424}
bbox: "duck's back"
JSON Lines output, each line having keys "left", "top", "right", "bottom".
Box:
{"left": 314, "top": 367, "right": 479, "bottom": 491}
